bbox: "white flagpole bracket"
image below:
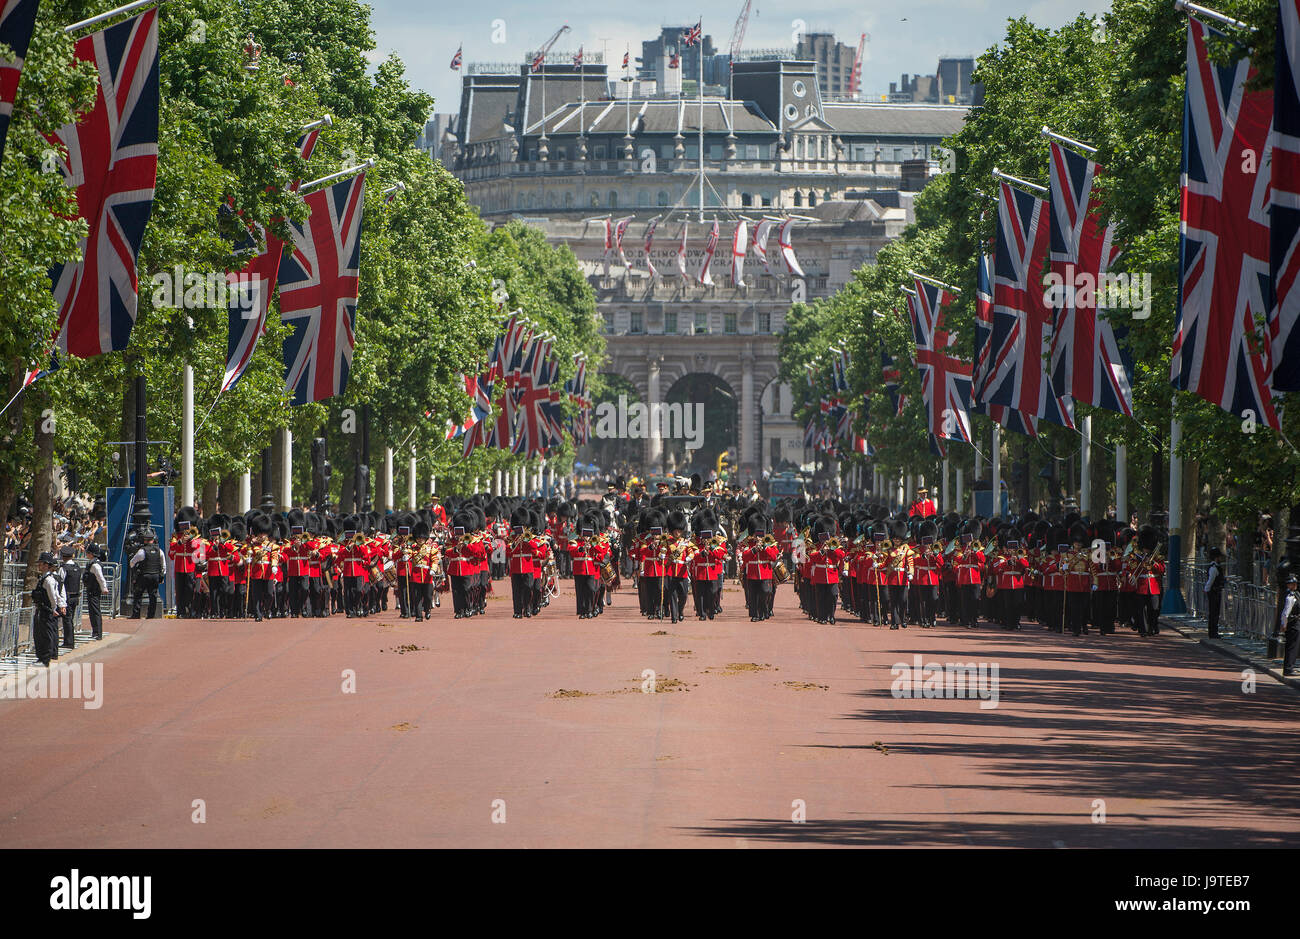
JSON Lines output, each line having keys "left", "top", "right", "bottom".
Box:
{"left": 66, "top": 0, "right": 170, "bottom": 34}
{"left": 298, "top": 159, "right": 375, "bottom": 193}
{"left": 907, "top": 269, "right": 963, "bottom": 294}
{"left": 1039, "top": 126, "right": 1097, "bottom": 156}
{"left": 991, "top": 166, "right": 1048, "bottom": 194}
{"left": 1172, "top": 0, "right": 1255, "bottom": 33}
{"left": 302, "top": 114, "right": 333, "bottom": 133}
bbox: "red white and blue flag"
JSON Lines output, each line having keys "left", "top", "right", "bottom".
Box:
{"left": 450, "top": 45, "right": 463, "bottom": 71}
{"left": 974, "top": 252, "right": 1038, "bottom": 437}
{"left": 987, "top": 180, "right": 1074, "bottom": 429}
{"left": 683, "top": 21, "right": 702, "bottom": 47}
{"left": 279, "top": 171, "right": 367, "bottom": 405}
{"left": 910, "top": 278, "right": 972, "bottom": 445}
{"left": 0, "top": 0, "right": 39, "bottom": 169}
{"left": 1271, "top": 0, "right": 1300, "bottom": 392}
{"left": 46, "top": 9, "right": 159, "bottom": 358}
{"left": 881, "top": 342, "right": 906, "bottom": 418}
{"left": 1046, "top": 140, "right": 1134, "bottom": 416}
{"left": 222, "top": 125, "right": 325, "bottom": 393}
{"left": 614, "top": 215, "right": 632, "bottom": 270}
{"left": 1171, "top": 15, "right": 1279, "bottom": 430}
{"left": 643, "top": 216, "right": 659, "bottom": 278}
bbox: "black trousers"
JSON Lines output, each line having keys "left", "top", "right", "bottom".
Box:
{"left": 450, "top": 574, "right": 470, "bottom": 615}
{"left": 511, "top": 572, "right": 532, "bottom": 615}
{"left": 342, "top": 576, "right": 365, "bottom": 615}
{"left": 1139, "top": 594, "right": 1161, "bottom": 635}
{"left": 131, "top": 574, "right": 162, "bottom": 618}
{"left": 1065, "top": 592, "right": 1089, "bottom": 635}
{"left": 999, "top": 588, "right": 1022, "bottom": 628}
{"left": 85, "top": 591, "right": 103, "bottom": 639}
{"left": 209, "top": 576, "right": 230, "bottom": 617}
{"left": 574, "top": 573, "right": 596, "bottom": 615}
{"left": 1285, "top": 619, "right": 1300, "bottom": 673}
{"left": 1207, "top": 588, "right": 1223, "bottom": 637}
{"left": 813, "top": 583, "right": 838, "bottom": 622}
{"left": 917, "top": 584, "right": 939, "bottom": 626}
{"left": 664, "top": 576, "right": 688, "bottom": 621}
{"left": 641, "top": 576, "right": 663, "bottom": 617}
{"left": 61, "top": 594, "right": 80, "bottom": 647}
{"left": 888, "top": 584, "right": 908, "bottom": 627}
{"left": 287, "top": 576, "right": 310, "bottom": 617}
{"left": 32, "top": 608, "right": 55, "bottom": 664}
{"left": 959, "top": 584, "right": 979, "bottom": 627}
{"left": 1093, "top": 590, "right": 1117, "bottom": 635}
{"left": 746, "top": 578, "right": 773, "bottom": 618}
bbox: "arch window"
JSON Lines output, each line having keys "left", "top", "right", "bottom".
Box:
{"left": 608, "top": 190, "right": 618, "bottom": 207}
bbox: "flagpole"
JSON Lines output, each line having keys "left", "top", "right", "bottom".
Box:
{"left": 182, "top": 364, "right": 194, "bottom": 509}
{"left": 1172, "top": 0, "right": 1255, "bottom": 33}
{"left": 991, "top": 424, "right": 1001, "bottom": 518}
{"left": 991, "top": 166, "right": 1048, "bottom": 194}
{"left": 1162, "top": 418, "right": 1187, "bottom": 614}
{"left": 65, "top": 0, "right": 170, "bottom": 33}
{"left": 1079, "top": 413, "right": 1092, "bottom": 515}
{"left": 1040, "top": 126, "right": 1097, "bottom": 156}
{"left": 298, "top": 159, "right": 375, "bottom": 193}
{"left": 907, "top": 270, "right": 963, "bottom": 294}
{"left": 1115, "top": 442, "right": 1128, "bottom": 522}
{"left": 302, "top": 114, "right": 333, "bottom": 133}
{"left": 697, "top": 16, "right": 705, "bottom": 223}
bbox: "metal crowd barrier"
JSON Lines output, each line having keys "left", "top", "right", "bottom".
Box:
{"left": 1179, "top": 559, "right": 1279, "bottom": 642}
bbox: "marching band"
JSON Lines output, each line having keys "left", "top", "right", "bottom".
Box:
{"left": 137, "top": 479, "right": 1168, "bottom": 639}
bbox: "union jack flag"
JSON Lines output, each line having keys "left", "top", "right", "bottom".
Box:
{"left": 698, "top": 219, "right": 718, "bottom": 285}
{"left": 530, "top": 49, "right": 546, "bottom": 73}
{"left": 511, "top": 335, "right": 555, "bottom": 457}
{"left": 987, "top": 181, "right": 1074, "bottom": 429}
{"left": 0, "top": 0, "right": 39, "bottom": 169}
{"left": 450, "top": 45, "right": 462, "bottom": 71}
{"left": 573, "top": 46, "right": 583, "bottom": 66}
{"left": 566, "top": 357, "right": 591, "bottom": 444}
{"left": 881, "top": 343, "right": 906, "bottom": 418}
{"left": 622, "top": 50, "right": 629, "bottom": 69}
{"left": 910, "top": 278, "right": 972, "bottom": 445}
{"left": 1171, "top": 16, "right": 1280, "bottom": 430}
{"left": 223, "top": 126, "right": 324, "bottom": 393}
{"left": 1046, "top": 140, "right": 1134, "bottom": 416}
{"left": 46, "top": 9, "right": 159, "bottom": 358}
{"left": 683, "top": 21, "right": 702, "bottom": 47}
{"left": 975, "top": 251, "right": 1038, "bottom": 437}
{"left": 279, "top": 172, "right": 367, "bottom": 405}
{"left": 447, "top": 372, "right": 492, "bottom": 439}
{"left": 1272, "top": 0, "right": 1300, "bottom": 391}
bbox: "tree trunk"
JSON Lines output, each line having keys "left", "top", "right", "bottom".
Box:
{"left": 201, "top": 477, "right": 218, "bottom": 520}
{"left": 22, "top": 393, "right": 55, "bottom": 592}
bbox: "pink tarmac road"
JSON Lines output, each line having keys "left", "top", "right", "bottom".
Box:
{"left": 1, "top": 584, "right": 1298, "bottom": 848}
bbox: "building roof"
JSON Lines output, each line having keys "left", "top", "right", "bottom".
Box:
{"left": 819, "top": 103, "right": 967, "bottom": 137}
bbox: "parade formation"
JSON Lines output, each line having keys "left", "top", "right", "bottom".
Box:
{"left": 89, "top": 475, "right": 1170, "bottom": 650}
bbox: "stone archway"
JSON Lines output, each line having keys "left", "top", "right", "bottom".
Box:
{"left": 661, "top": 372, "right": 738, "bottom": 478}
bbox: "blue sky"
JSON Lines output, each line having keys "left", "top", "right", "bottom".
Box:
{"left": 366, "top": 0, "right": 1111, "bottom": 116}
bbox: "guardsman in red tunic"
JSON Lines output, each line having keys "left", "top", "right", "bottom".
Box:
{"left": 689, "top": 523, "right": 727, "bottom": 620}
{"left": 408, "top": 524, "right": 436, "bottom": 621}
{"left": 952, "top": 531, "right": 986, "bottom": 629}
{"left": 1092, "top": 525, "right": 1121, "bottom": 636}
{"left": 228, "top": 536, "right": 248, "bottom": 617}
{"left": 912, "top": 523, "right": 945, "bottom": 628}
{"left": 741, "top": 521, "right": 779, "bottom": 622}
{"left": 992, "top": 539, "right": 1030, "bottom": 630}
{"left": 206, "top": 526, "right": 233, "bottom": 619}
{"left": 506, "top": 515, "right": 536, "bottom": 619}
{"left": 568, "top": 526, "right": 607, "bottom": 618}
{"left": 1127, "top": 526, "right": 1165, "bottom": 637}
{"left": 638, "top": 525, "right": 667, "bottom": 620}
{"left": 338, "top": 531, "right": 369, "bottom": 617}
{"left": 283, "top": 526, "right": 312, "bottom": 617}
{"left": 170, "top": 528, "right": 198, "bottom": 618}
{"left": 907, "top": 486, "right": 937, "bottom": 518}
{"left": 661, "top": 511, "right": 694, "bottom": 624}
{"left": 248, "top": 534, "right": 275, "bottom": 622}
{"left": 808, "top": 526, "right": 846, "bottom": 625}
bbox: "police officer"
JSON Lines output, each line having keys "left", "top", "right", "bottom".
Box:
{"left": 83, "top": 544, "right": 107, "bottom": 640}
{"left": 32, "top": 552, "right": 63, "bottom": 667}
{"left": 1280, "top": 573, "right": 1299, "bottom": 678}
{"left": 129, "top": 530, "right": 166, "bottom": 618}
{"left": 58, "top": 544, "right": 80, "bottom": 649}
{"left": 1204, "top": 546, "right": 1226, "bottom": 639}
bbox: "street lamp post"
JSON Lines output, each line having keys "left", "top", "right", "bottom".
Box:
{"left": 130, "top": 374, "right": 151, "bottom": 534}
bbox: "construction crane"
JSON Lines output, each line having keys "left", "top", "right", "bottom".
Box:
{"left": 728, "top": 0, "right": 754, "bottom": 59}
{"left": 529, "top": 24, "right": 571, "bottom": 72}
{"left": 847, "top": 32, "right": 867, "bottom": 99}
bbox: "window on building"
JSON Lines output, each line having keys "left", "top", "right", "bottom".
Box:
{"left": 638, "top": 190, "right": 650, "bottom": 207}
{"left": 664, "top": 311, "right": 678, "bottom": 335}
{"left": 708, "top": 143, "right": 723, "bottom": 160}
{"left": 594, "top": 144, "right": 607, "bottom": 159}
{"left": 744, "top": 144, "right": 760, "bottom": 160}
{"left": 517, "top": 193, "right": 526, "bottom": 209}
{"left": 657, "top": 190, "right": 670, "bottom": 206}
{"left": 758, "top": 310, "right": 771, "bottom": 333}
{"left": 662, "top": 144, "right": 675, "bottom": 160}
{"left": 546, "top": 191, "right": 556, "bottom": 207}
{"left": 741, "top": 192, "right": 752, "bottom": 207}
{"left": 694, "top": 310, "right": 708, "bottom": 334}
{"left": 608, "top": 190, "right": 618, "bottom": 207}
{"left": 629, "top": 310, "right": 643, "bottom": 334}
{"left": 590, "top": 191, "right": 601, "bottom": 206}
{"left": 685, "top": 144, "right": 698, "bottom": 160}
{"left": 808, "top": 191, "right": 817, "bottom": 207}
{"left": 793, "top": 191, "right": 803, "bottom": 207}
{"left": 564, "top": 190, "right": 574, "bottom": 207}
{"left": 602, "top": 310, "right": 614, "bottom": 333}
{"left": 724, "top": 311, "right": 737, "bottom": 334}
{"left": 556, "top": 147, "right": 567, "bottom": 161}
{"left": 761, "top": 194, "right": 772, "bottom": 207}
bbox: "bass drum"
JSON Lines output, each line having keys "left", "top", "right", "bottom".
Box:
{"left": 383, "top": 560, "right": 398, "bottom": 587}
